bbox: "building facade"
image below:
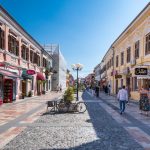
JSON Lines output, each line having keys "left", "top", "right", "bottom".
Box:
{"left": 98, "top": 3, "right": 150, "bottom": 100}
{"left": 0, "top": 5, "right": 53, "bottom": 105}
{"left": 51, "top": 45, "right": 67, "bottom": 91}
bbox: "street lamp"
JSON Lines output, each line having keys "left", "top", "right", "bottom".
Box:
{"left": 71, "top": 63, "right": 83, "bottom": 101}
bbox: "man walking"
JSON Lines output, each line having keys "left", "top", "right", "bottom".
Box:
{"left": 117, "top": 85, "right": 128, "bottom": 114}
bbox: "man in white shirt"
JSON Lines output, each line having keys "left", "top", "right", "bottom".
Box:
{"left": 117, "top": 85, "right": 128, "bottom": 114}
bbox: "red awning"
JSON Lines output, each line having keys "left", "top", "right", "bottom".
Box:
{"left": 0, "top": 69, "right": 20, "bottom": 78}
{"left": 37, "top": 72, "right": 45, "bottom": 81}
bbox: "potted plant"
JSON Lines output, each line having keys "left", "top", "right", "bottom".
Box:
{"left": 63, "top": 87, "right": 74, "bottom": 104}
{"left": 28, "top": 91, "right": 33, "bottom": 97}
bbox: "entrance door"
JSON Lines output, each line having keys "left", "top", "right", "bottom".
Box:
{"left": 116, "top": 79, "right": 118, "bottom": 94}
{"left": 22, "top": 80, "right": 26, "bottom": 96}
{"left": 126, "top": 77, "right": 131, "bottom": 97}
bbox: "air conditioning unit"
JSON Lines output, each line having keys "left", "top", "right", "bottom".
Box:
{"left": 130, "top": 59, "right": 136, "bottom": 65}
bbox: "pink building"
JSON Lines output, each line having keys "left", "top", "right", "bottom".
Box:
{"left": 0, "top": 6, "right": 53, "bottom": 105}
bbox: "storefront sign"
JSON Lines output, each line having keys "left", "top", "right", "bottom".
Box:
{"left": 135, "top": 68, "right": 147, "bottom": 75}
{"left": 27, "top": 70, "right": 35, "bottom": 75}
{"left": 115, "top": 75, "right": 122, "bottom": 79}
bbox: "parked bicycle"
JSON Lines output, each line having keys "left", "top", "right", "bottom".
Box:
{"left": 46, "top": 99, "right": 87, "bottom": 113}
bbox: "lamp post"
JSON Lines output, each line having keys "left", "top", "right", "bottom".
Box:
{"left": 71, "top": 63, "right": 83, "bottom": 101}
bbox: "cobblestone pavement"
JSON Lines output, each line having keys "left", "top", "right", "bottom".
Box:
{"left": 0, "top": 91, "right": 63, "bottom": 149}
{"left": 2, "top": 91, "right": 145, "bottom": 150}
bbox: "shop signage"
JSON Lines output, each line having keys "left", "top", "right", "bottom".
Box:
{"left": 115, "top": 75, "right": 122, "bottom": 79}
{"left": 27, "top": 70, "right": 36, "bottom": 75}
{"left": 135, "top": 68, "right": 147, "bottom": 75}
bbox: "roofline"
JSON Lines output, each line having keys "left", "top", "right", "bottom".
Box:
{"left": 0, "top": 5, "right": 44, "bottom": 49}
{"left": 101, "top": 2, "right": 150, "bottom": 63}
{"left": 0, "top": 5, "right": 55, "bottom": 60}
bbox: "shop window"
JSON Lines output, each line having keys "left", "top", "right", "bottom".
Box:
{"left": 121, "top": 52, "right": 124, "bottom": 65}
{"left": 135, "top": 40, "right": 139, "bottom": 58}
{"left": 21, "top": 44, "right": 29, "bottom": 61}
{"left": 0, "top": 28, "right": 5, "bottom": 49}
{"left": 8, "top": 35, "right": 19, "bottom": 56}
{"left": 145, "top": 33, "right": 150, "bottom": 55}
{"left": 116, "top": 55, "right": 119, "bottom": 67}
{"left": 127, "top": 47, "right": 131, "bottom": 63}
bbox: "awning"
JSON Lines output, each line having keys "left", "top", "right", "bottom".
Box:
{"left": 37, "top": 72, "right": 45, "bottom": 81}
{"left": 0, "top": 69, "right": 20, "bottom": 78}
{"left": 22, "top": 70, "right": 33, "bottom": 80}
{"left": 137, "top": 76, "right": 150, "bottom": 79}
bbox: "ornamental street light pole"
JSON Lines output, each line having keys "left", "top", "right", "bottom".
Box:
{"left": 72, "top": 63, "right": 83, "bottom": 101}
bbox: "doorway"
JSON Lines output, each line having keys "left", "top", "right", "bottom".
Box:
{"left": 22, "top": 80, "right": 27, "bottom": 96}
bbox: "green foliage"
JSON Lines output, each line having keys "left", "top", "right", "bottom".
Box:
{"left": 63, "top": 87, "right": 74, "bottom": 103}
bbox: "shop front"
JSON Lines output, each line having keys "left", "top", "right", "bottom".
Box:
{"left": 21, "top": 69, "right": 35, "bottom": 98}
{"left": 37, "top": 72, "right": 45, "bottom": 95}
{"left": 0, "top": 69, "right": 20, "bottom": 104}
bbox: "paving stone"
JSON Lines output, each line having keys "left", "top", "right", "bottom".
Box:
{"left": 2, "top": 92, "right": 143, "bottom": 150}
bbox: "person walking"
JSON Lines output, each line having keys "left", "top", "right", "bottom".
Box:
{"left": 95, "top": 85, "right": 99, "bottom": 97}
{"left": 117, "top": 85, "right": 128, "bottom": 115}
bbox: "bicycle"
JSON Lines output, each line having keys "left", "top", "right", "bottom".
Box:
{"left": 46, "top": 99, "right": 87, "bottom": 113}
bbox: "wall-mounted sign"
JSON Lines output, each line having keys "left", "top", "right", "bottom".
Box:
{"left": 135, "top": 68, "right": 147, "bottom": 75}
{"left": 27, "top": 70, "right": 36, "bottom": 75}
{"left": 115, "top": 75, "right": 122, "bottom": 79}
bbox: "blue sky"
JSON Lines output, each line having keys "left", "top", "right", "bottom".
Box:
{"left": 0, "top": 0, "right": 149, "bottom": 78}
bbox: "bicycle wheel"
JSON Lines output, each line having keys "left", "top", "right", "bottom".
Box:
{"left": 58, "top": 102, "right": 69, "bottom": 113}
{"left": 76, "top": 102, "right": 86, "bottom": 113}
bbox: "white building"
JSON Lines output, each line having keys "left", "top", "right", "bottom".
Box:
{"left": 46, "top": 44, "right": 67, "bottom": 91}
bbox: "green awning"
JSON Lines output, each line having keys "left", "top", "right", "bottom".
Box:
{"left": 22, "top": 70, "right": 33, "bottom": 79}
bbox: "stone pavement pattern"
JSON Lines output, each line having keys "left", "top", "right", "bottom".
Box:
{"left": 2, "top": 92, "right": 144, "bottom": 150}
{"left": 0, "top": 91, "right": 63, "bottom": 149}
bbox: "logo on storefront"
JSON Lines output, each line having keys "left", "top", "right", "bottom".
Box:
{"left": 26, "top": 70, "right": 36, "bottom": 75}
{"left": 135, "top": 68, "right": 147, "bottom": 75}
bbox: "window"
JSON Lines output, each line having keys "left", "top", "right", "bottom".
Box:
{"left": 0, "top": 28, "right": 5, "bottom": 49}
{"left": 43, "top": 58, "right": 46, "bottom": 67}
{"left": 135, "top": 41, "right": 139, "bottom": 58}
{"left": 37, "top": 55, "right": 40, "bottom": 66}
{"left": 111, "top": 57, "right": 113, "bottom": 67}
{"left": 8, "top": 35, "right": 19, "bottom": 56}
{"left": 127, "top": 47, "right": 131, "bottom": 63}
{"left": 133, "top": 77, "right": 138, "bottom": 91}
{"left": 21, "top": 44, "right": 29, "bottom": 60}
{"left": 121, "top": 52, "right": 124, "bottom": 65}
{"left": 145, "top": 33, "right": 150, "bottom": 55}
{"left": 116, "top": 55, "right": 119, "bottom": 67}
{"left": 30, "top": 50, "right": 34, "bottom": 63}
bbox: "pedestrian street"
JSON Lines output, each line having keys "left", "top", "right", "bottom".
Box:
{"left": 1, "top": 91, "right": 150, "bottom": 150}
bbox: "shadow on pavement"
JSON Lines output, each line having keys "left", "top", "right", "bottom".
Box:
{"left": 40, "top": 91, "right": 143, "bottom": 150}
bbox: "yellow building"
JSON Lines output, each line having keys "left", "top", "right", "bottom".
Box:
{"left": 101, "top": 3, "right": 150, "bottom": 100}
